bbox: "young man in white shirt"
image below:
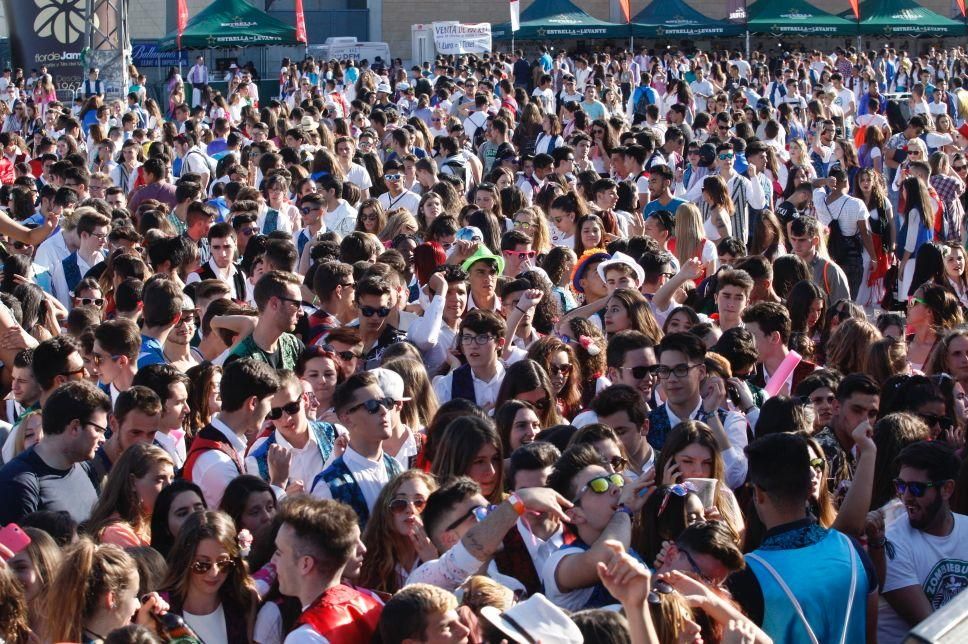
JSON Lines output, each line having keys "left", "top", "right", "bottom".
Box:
{"left": 877, "top": 441, "right": 968, "bottom": 643}
{"left": 51, "top": 209, "right": 108, "bottom": 309}
{"left": 408, "top": 266, "right": 468, "bottom": 375}
{"left": 273, "top": 496, "right": 383, "bottom": 644}
{"left": 378, "top": 159, "right": 420, "bottom": 214}
{"left": 432, "top": 309, "right": 506, "bottom": 410}
{"left": 310, "top": 371, "right": 400, "bottom": 527}
{"left": 247, "top": 370, "right": 341, "bottom": 490}
{"left": 334, "top": 136, "right": 372, "bottom": 199}
{"left": 318, "top": 174, "right": 358, "bottom": 239}
{"left": 409, "top": 476, "right": 570, "bottom": 592}
{"left": 183, "top": 358, "right": 281, "bottom": 507}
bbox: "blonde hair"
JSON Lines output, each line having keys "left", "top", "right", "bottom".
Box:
{"left": 460, "top": 575, "right": 514, "bottom": 613}
{"left": 674, "top": 202, "right": 705, "bottom": 267}
{"left": 45, "top": 540, "right": 136, "bottom": 642}
{"left": 379, "top": 209, "right": 419, "bottom": 242}
{"left": 383, "top": 357, "right": 439, "bottom": 430}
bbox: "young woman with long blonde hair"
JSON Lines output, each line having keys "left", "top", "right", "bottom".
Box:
{"left": 674, "top": 203, "right": 717, "bottom": 278}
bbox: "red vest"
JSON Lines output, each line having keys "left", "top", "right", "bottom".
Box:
{"left": 296, "top": 584, "right": 382, "bottom": 644}
{"left": 181, "top": 424, "right": 243, "bottom": 482}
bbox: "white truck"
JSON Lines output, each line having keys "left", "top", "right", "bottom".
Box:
{"left": 308, "top": 38, "right": 391, "bottom": 64}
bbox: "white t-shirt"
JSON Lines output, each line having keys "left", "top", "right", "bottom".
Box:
{"left": 878, "top": 512, "right": 968, "bottom": 644}
{"left": 378, "top": 189, "right": 420, "bottom": 215}
{"left": 184, "top": 604, "right": 227, "bottom": 644}
{"left": 344, "top": 162, "right": 373, "bottom": 192}
{"left": 541, "top": 545, "right": 597, "bottom": 611}
{"left": 813, "top": 191, "right": 869, "bottom": 237}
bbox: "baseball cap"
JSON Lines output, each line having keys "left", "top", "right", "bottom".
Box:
{"left": 370, "top": 368, "right": 412, "bottom": 402}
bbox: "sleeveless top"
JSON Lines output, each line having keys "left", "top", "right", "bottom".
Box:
{"left": 311, "top": 454, "right": 402, "bottom": 528}
{"left": 746, "top": 526, "right": 867, "bottom": 644}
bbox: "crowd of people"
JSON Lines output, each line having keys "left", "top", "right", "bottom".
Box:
{"left": 0, "top": 40, "right": 966, "bottom": 643}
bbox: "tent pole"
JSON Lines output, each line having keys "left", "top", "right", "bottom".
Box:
{"left": 745, "top": 31, "right": 750, "bottom": 60}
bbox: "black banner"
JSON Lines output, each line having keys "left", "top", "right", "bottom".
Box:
{"left": 4, "top": 0, "right": 89, "bottom": 91}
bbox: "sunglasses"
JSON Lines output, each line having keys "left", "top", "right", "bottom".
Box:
{"left": 191, "top": 559, "right": 235, "bottom": 575}
{"left": 267, "top": 399, "right": 302, "bottom": 420}
{"left": 894, "top": 478, "right": 947, "bottom": 498}
{"left": 954, "top": 164, "right": 968, "bottom": 171}
{"left": 91, "top": 353, "right": 122, "bottom": 367}
{"left": 530, "top": 397, "right": 551, "bottom": 412}
{"left": 240, "top": 228, "right": 258, "bottom": 236}
{"left": 360, "top": 305, "right": 391, "bottom": 318}
{"left": 347, "top": 396, "right": 395, "bottom": 415}
{"left": 572, "top": 473, "right": 625, "bottom": 503}
{"left": 908, "top": 295, "right": 927, "bottom": 307}
{"left": 77, "top": 297, "right": 105, "bottom": 307}
{"left": 648, "top": 579, "right": 676, "bottom": 605}
{"left": 445, "top": 504, "right": 490, "bottom": 532}
{"left": 620, "top": 365, "right": 658, "bottom": 380}
{"left": 300, "top": 206, "right": 322, "bottom": 214}
{"left": 809, "top": 457, "right": 825, "bottom": 473}
{"left": 385, "top": 173, "right": 402, "bottom": 181}
{"left": 503, "top": 250, "right": 536, "bottom": 260}
{"left": 549, "top": 363, "right": 572, "bottom": 377}
{"left": 389, "top": 497, "right": 427, "bottom": 514}
{"left": 918, "top": 412, "right": 954, "bottom": 431}
{"left": 717, "top": 153, "right": 734, "bottom": 160}
{"left": 604, "top": 455, "right": 628, "bottom": 472}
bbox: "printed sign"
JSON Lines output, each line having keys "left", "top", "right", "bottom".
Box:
{"left": 432, "top": 22, "right": 492, "bottom": 55}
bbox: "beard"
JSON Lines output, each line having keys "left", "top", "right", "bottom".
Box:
{"left": 908, "top": 492, "right": 945, "bottom": 531}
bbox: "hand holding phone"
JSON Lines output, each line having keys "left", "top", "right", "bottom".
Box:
{"left": 0, "top": 523, "right": 31, "bottom": 561}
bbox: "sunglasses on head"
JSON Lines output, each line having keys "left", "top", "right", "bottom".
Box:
{"left": 360, "top": 305, "right": 391, "bottom": 318}
{"left": 389, "top": 497, "right": 427, "bottom": 514}
{"left": 894, "top": 478, "right": 947, "bottom": 498}
{"left": 648, "top": 579, "right": 675, "bottom": 605}
{"left": 347, "top": 396, "right": 395, "bottom": 415}
{"left": 267, "top": 399, "right": 302, "bottom": 420}
{"left": 191, "top": 559, "right": 235, "bottom": 575}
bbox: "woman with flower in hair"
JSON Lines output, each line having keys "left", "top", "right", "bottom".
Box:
{"left": 159, "top": 511, "right": 258, "bottom": 642}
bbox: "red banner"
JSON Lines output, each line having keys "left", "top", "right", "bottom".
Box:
{"left": 619, "top": 0, "right": 631, "bottom": 23}
{"left": 177, "top": 0, "right": 189, "bottom": 49}
{"left": 958, "top": 0, "right": 967, "bottom": 18}
{"left": 849, "top": 0, "right": 860, "bottom": 19}
{"left": 295, "top": 0, "right": 308, "bottom": 44}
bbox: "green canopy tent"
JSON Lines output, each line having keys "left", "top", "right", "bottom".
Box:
{"left": 631, "top": 0, "right": 743, "bottom": 38}
{"left": 159, "top": 0, "right": 302, "bottom": 50}
{"left": 491, "top": 0, "right": 629, "bottom": 40}
{"left": 746, "top": 0, "right": 858, "bottom": 37}
{"left": 843, "top": 0, "right": 966, "bottom": 36}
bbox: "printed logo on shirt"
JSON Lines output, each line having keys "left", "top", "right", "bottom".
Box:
{"left": 923, "top": 559, "right": 968, "bottom": 609}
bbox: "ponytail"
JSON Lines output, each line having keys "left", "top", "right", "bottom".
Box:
{"left": 45, "top": 539, "right": 135, "bottom": 642}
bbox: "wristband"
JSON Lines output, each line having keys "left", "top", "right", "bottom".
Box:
{"left": 743, "top": 405, "right": 755, "bottom": 414}
{"left": 615, "top": 504, "right": 634, "bottom": 517}
{"left": 515, "top": 305, "right": 528, "bottom": 313}
{"left": 507, "top": 492, "right": 526, "bottom": 516}
{"left": 868, "top": 536, "right": 887, "bottom": 550}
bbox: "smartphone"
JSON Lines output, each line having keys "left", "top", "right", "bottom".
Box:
{"left": 0, "top": 523, "right": 31, "bottom": 557}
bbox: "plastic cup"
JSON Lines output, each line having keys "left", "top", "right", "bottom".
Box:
{"left": 686, "top": 478, "right": 718, "bottom": 508}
